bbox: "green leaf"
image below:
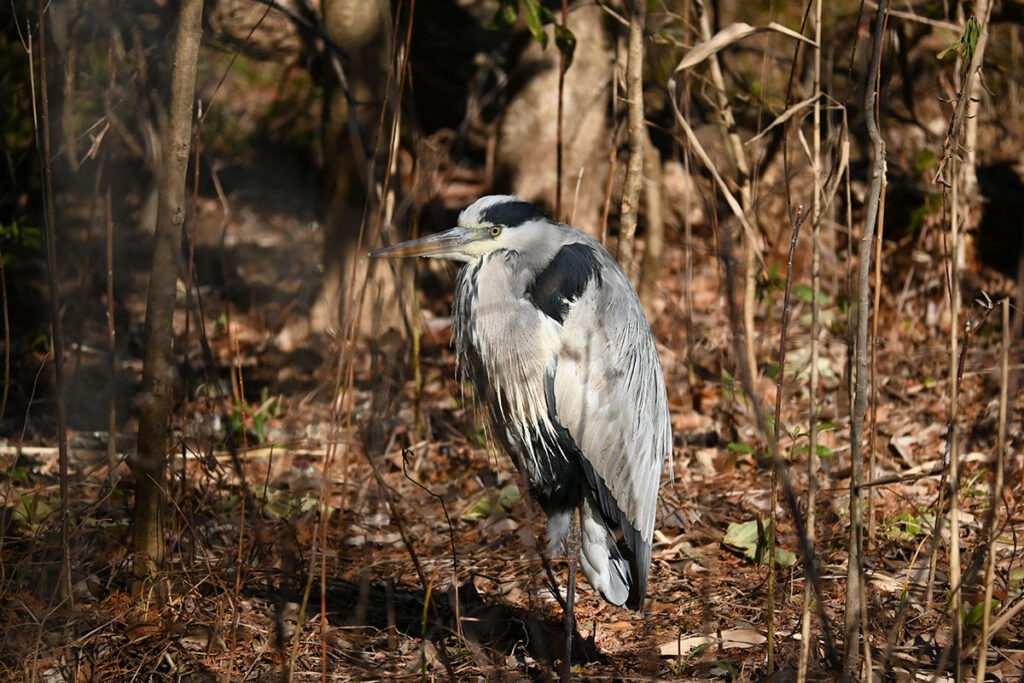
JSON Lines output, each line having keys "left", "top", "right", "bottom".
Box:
{"left": 963, "top": 16, "right": 980, "bottom": 64}
{"left": 727, "top": 442, "right": 756, "bottom": 455}
{"left": 937, "top": 15, "right": 980, "bottom": 63}
{"left": 262, "top": 497, "right": 289, "bottom": 519}
{"left": 792, "top": 443, "right": 835, "bottom": 458}
{"left": 686, "top": 642, "right": 711, "bottom": 664}
{"left": 498, "top": 483, "right": 521, "bottom": 512}
{"left": 1009, "top": 568, "right": 1024, "bottom": 586}
{"left": 461, "top": 491, "right": 496, "bottom": 522}
{"left": 723, "top": 520, "right": 760, "bottom": 554}
{"left": 12, "top": 493, "right": 53, "bottom": 530}
{"left": 963, "top": 598, "right": 999, "bottom": 629}
{"left": 793, "top": 283, "right": 831, "bottom": 305}
{"left": 723, "top": 519, "right": 796, "bottom": 567}
{"left": 553, "top": 24, "right": 576, "bottom": 68}
{"left": 937, "top": 35, "right": 963, "bottom": 61}
{"left": 490, "top": 0, "right": 518, "bottom": 29}
{"left": 772, "top": 547, "right": 797, "bottom": 567}
{"left": 522, "top": 0, "right": 548, "bottom": 47}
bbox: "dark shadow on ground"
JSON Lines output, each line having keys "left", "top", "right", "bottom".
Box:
{"left": 275, "top": 577, "right": 601, "bottom": 678}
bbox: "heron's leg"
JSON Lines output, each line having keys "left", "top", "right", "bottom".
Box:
{"left": 562, "top": 509, "right": 581, "bottom": 677}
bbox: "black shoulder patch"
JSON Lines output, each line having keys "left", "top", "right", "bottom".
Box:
{"left": 478, "top": 199, "right": 548, "bottom": 227}
{"left": 526, "top": 243, "right": 603, "bottom": 323}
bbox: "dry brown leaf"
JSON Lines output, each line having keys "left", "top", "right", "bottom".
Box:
{"left": 674, "top": 22, "right": 816, "bottom": 73}
{"left": 602, "top": 620, "right": 634, "bottom": 631}
{"left": 659, "top": 627, "right": 767, "bottom": 659}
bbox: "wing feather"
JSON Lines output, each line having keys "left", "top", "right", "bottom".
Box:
{"left": 550, "top": 248, "right": 671, "bottom": 606}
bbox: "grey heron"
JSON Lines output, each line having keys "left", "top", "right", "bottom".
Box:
{"left": 372, "top": 195, "right": 671, "bottom": 662}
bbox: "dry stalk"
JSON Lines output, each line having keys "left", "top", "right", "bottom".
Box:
{"left": 975, "top": 298, "right": 1009, "bottom": 682}
{"left": 962, "top": 4, "right": 991, "bottom": 196}
{"left": 0, "top": 235, "right": 8, "bottom": 425}
{"left": 699, "top": 1, "right": 757, "bottom": 388}
{"left": 226, "top": 489, "right": 246, "bottom": 683}
{"left": 772, "top": 1, "right": 818, "bottom": 667}
{"left": 946, "top": 153, "right": 964, "bottom": 681}
{"left": 105, "top": 181, "right": 117, "bottom": 474}
{"left": 680, "top": 62, "right": 697, "bottom": 397}
{"left": 722, "top": 224, "right": 842, "bottom": 674}
{"left": 867, "top": 178, "right": 884, "bottom": 545}
{"left": 920, "top": 13, "right": 993, "bottom": 675}
{"left": 798, "top": 0, "right": 824, "bottom": 678}
{"left": 556, "top": 0, "right": 568, "bottom": 219}
{"left": 771, "top": 213, "right": 804, "bottom": 668}
{"left": 932, "top": 4, "right": 993, "bottom": 670}
{"left": 315, "top": 0, "right": 405, "bottom": 656}
{"left": 933, "top": 3, "right": 993, "bottom": 190}
{"left": 313, "top": 0, "right": 463, "bottom": 674}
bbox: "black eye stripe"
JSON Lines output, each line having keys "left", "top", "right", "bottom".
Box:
{"left": 477, "top": 200, "right": 547, "bottom": 227}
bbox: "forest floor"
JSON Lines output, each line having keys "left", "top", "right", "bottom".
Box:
{"left": 3, "top": 45, "right": 1024, "bottom": 683}
{"left": 3, "top": 154, "right": 1024, "bottom": 681}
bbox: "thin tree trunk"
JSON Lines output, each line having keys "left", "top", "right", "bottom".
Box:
{"left": 797, "top": 2, "right": 823, "bottom": 679}
{"left": 133, "top": 0, "right": 204, "bottom": 602}
{"left": 37, "top": 0, "right": 72, "bottom": 602}
{"left": 846, "top": 0, "right": 888, "bottom": 676}
{"left": 638, "top": 138, "right": 664, "bottom": 313}
{"left": 616, "top": 0, "right": 645, "bottom": 280}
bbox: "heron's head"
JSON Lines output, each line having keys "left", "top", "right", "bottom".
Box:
{"left": 370, "top": 195, "right": 559, "bottom": 264}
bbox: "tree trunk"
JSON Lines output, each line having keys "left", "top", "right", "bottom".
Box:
{"left": 616, "top": 0, "right": 645, "bottom": 279}
{"left": 494, "top": 2, "right": 612, "bottom": 240}
{"left": 133, "top": 0, "right": 204, "bottom": 604}
{"left": 638, "top": 138, "right": 664, "bottom": 313}
{"left": 310, "top": 0, "right": 399, "bottom": 337}
{"left": 845, "top": 0, "right": 889, "bottom": 675}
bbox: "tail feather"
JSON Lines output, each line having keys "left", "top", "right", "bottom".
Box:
{"left": 578, "top": 490, "right": 635, "bottom": 608}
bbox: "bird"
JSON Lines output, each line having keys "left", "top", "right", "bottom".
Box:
{"left": 371, "top": 195, "right": 671, "bottom": 662}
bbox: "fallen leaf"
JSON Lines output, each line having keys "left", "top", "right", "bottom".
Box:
{"left": 602, "top": 621, "right": 634, "bottom": 631}
{"left": 722, "top": 519, "right": 797, "bottom": 567}
{"left": 660, "top": 627, "right": 767, "bottom": 659}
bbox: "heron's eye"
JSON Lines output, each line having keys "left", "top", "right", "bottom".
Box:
{"left": 489, "top": 226, "right": 502, "bottom": 237}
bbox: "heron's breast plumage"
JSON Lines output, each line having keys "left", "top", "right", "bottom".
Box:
{"left": 453, "top": 251, "right": 567, "bottom": 486}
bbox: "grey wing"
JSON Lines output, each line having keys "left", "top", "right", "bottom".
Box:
{"left": 551, "top": 266, "right": 671, "bottom": 605}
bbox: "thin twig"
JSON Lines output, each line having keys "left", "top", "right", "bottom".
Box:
{"left": 975, "top": 298, "right": 1009, "bottom": 682}
{"left": 401, "top": 448, "right": 463, "bottom": 644}
{"left": 773, "top": 0, "right": 815, "bottom": 667}
{"left": 863, "top": 1, "right": 959, "bottom": 31}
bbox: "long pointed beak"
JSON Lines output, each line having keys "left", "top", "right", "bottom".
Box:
{"left": 370, "top": 227, "right": 480, "bottom": 260}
